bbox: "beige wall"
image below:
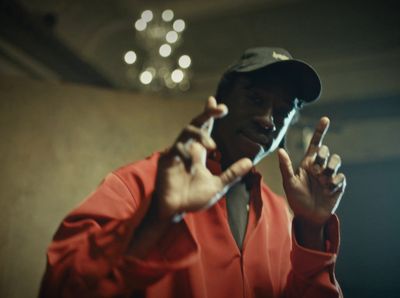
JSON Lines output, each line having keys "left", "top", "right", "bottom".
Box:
{"left": 0, "top": 75, "right": 284, "bottom": 297}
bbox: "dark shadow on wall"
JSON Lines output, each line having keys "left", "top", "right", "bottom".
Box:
{"left": 336, "top": 157, "right": 400, "bottom": 298}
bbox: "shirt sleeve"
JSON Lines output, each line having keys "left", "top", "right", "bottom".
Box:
{"left": 283, "top": 214, "right": 343, "bottom": 298}
{"left": 39, "top": 171, "right": 199, "bottom": 298}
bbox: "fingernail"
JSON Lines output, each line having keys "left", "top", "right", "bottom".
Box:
{"left": 208, "top": 138, "right": 216, "bottom": 148}
{"left": 219, "top": 105, "right": 228, "bottom": 117}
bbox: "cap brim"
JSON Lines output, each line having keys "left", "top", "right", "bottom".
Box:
{"left": 235, "top": 60, "right": 321, "bottom": 102}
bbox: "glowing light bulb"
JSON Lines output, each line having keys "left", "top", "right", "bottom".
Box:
{"left": 124, "top": 51, "right": 137, "bottom": 64}
{"left": 139, "top": 71, "right": 153, "bottom": 84}
{"left": 173, "top": 19, "right": 185, "bottom": 32}
{"left": 166, "top": 31, "right": 178, "bottom": 43}
{"left": 171, "top": 69, "right": 184, "bottom": 83}
{"left": 162, "top": 9, "right": 174, "bottom": 22}
{"left": 159, "top": 44, "right": 172, "bottom": 57}
{"left": 141, "top": 10, "right": 153, "bottom": 22}
{"left": 178, "top": 55, "right": 191, "bottom": 68}
{"left": 135, "top": 19, "right": 147, "bottom": 31}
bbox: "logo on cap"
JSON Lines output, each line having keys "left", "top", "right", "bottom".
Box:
{"left": 272, "top": 51, "right": 289, "bottom": 61}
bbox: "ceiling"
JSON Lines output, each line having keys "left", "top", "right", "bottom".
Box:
{"left": 1, "top": 0, "right": 399, "bottom": 101}
{"left": 0, "top": 0, "right": 399, "bottom": 162}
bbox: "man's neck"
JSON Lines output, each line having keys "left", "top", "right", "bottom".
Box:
{"left": 226, "top": 180, "right": 250, "bottom": 250}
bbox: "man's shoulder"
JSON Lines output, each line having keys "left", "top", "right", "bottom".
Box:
{"left": 110, "top": 152, "right": 161, "bottom": 193}
{"left": 114, "top": 152, "right": 161, "bottom": 176}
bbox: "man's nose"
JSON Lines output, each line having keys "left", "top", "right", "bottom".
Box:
{"left": 254, "top": 108, "right": 276, "bottom": 132}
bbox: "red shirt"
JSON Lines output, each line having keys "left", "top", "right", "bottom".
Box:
{"left": 40, "top": 152, "right": 342, "bottom": 297}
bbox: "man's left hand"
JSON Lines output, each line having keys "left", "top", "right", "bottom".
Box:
{"left": 277, "top": 117, "right": 346, "bottom": 248}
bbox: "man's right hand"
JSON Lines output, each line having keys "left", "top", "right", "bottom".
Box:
{"left": 128, "top": 97, "right": 252, "bottom": 258}
{"left": 154, "top": 96, "right": 253, "bottom": 220}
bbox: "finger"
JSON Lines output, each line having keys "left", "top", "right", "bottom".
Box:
{"left": 278, "top": 148, "right": 295, "bottom": 183}
{"left": 176, "top": 125, "right": 216, "bottom": 150}
{"left": 170, "top": 141, "right": 192, "bottom": 171}
{"left": 206, "top": 95, "right": 217, "bottom": 109}
{"left": 312, "top": 145, "right": 330, "bottom": 174}
{"left": 315, "top": 145, "right": 330, "bottom": 166}
{"left": 327, "top": 174, "right": 346, "bottom": 214}
{"left": 191, "top": 96, "right": 228, "bottom": 128}
{"left": 327, "top": 173, "right": 346, "bottom": 193}
{"left": 202, "top": 158, "right": 252, "bottom": 210}
{"left": 219, "top": 158, "right": 253, "bottom": 187}
{"left": 323, "top": 154, "right": 341, "bottom": 177}
{"left": 201, "top": 117, "right": 214, "bottom": 136}
{"left": 190, "top": 141, "right": 207, "bottom": 166}
{"left": 306, "top": 117, "right": 330, "bottom": 155}
{"left": 205, "top": 96, "right": 228, "bottom": 119}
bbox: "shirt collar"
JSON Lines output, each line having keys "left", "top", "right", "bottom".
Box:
{"left": 206, "top": 150, "right": 261, "bottom": 190}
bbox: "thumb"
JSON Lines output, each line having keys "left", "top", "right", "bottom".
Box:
{"left": 278, "top": 148, "right": 295, "bottom": 184}
{"left": 201, "top": 158, "right": 253, "bottom": 210}
{"left": 219, "top": 158, "right": 253, "bottom": 187}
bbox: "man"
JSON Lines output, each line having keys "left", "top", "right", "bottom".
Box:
{"left": 40, "top": 47, "right": 346, "bottom": 297}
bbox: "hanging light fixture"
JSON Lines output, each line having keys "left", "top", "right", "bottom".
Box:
{"left": 123, "top": 9, "right": 192, "bottom": 92}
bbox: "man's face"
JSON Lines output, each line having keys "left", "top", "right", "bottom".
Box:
{"left": 213, "top": 74, "right": 298, "bottom": 166}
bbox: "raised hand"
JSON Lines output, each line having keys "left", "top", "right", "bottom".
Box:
{"left": 155, "top": 96, "right": 253, "bottom": 221}
{"left": 277, "top": 117, "right": 346, "bottom": 229}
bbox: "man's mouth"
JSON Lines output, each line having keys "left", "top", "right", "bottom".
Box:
{"left": 239, "top": 129, "right": 273, "bottom": 147}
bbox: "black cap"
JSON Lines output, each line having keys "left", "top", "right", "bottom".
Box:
{"left": 224, "top": 47, "right": 321, "bottom": 102}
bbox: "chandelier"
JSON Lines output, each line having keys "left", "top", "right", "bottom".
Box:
{"left": 123, "top": 9, "right": 192, "bottom": 92}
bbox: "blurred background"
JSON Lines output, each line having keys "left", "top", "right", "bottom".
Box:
{"left": 0, "top": 0, "right": 399, "bottom": 297}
